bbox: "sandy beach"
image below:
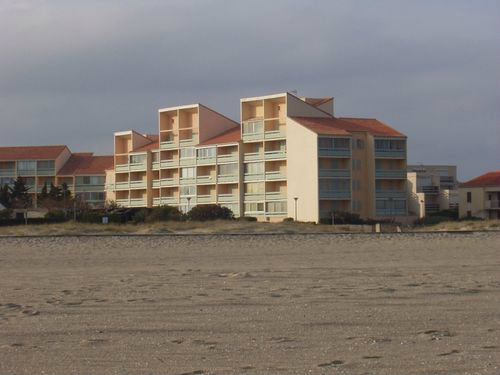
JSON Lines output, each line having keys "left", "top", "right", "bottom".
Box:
{"left": 0, "top": 232, "right": 498, "bottom": 374}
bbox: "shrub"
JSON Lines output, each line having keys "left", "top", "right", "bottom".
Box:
{"left": 0, "top": 209, "right": 12, "bottom": 221}
{"left": 132, "top": 208, "right": 150, "bottom": 224}
{"left": 187, "top": 204, "right": 234, "bottom": 221}
{"left": 239, "top": 216, "right": 257, "bottom": 222}
{"left": 147, "top": 205, "right": 183, "bottom": 222}
{"left": 45, "top": 209, "right": 67, "bottom": 222}
{"left": 429, "top": 208, "right": 458, "bottom": 220}
{"left": 283, "top": 217, "right": 294, "bottom": 223}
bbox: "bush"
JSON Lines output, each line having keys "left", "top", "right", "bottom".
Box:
{"left": 239, "top": 216, "right": 257, "bottom": 222}
{"left": 77, "top": 210, "right": 123, "bottom": 224}
{"left": 187, "top": 204, "right": 234, "bottom": 221}
{"left": 147, "top": 205, "right": 183, "bottom": 222}
{"left": 283, "top": 217, "right": 294, "bottom": 223}
{"left": 0, "top": 209, "right": 12, "bottom": 221}
{"left": 45, "top": 209, "right": 67, "bottom": 222}
{"left": 429, "top": 208, "right": 458, "bottom": 220}
{"left": 132, "top": 208, "right": 150, "bottom": 224}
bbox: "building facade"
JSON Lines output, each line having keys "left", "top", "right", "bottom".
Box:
{"left": 108, "top": 92, "right": 408, "bottom": 222}
{"left": 407, "top": 164, "right": 459, "bottom": 215}
{"left": 0, "top": 146, "right": 113, "bottom": 208}
{"left": 459, "top": 171, "right": 500, "bottom": 219}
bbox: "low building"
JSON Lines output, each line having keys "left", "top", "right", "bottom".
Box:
{"left": 407, "top": 164, "right": 459, "bottom": 215}
{"left": 459, "top": 171, "right": 500, "bottom": 219}
{"left": 0, "top": 146, "right": 113, "bottom": 208}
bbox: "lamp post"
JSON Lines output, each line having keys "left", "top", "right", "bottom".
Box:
{"left": 294, "top": 197, "right": 298, "bottom": 221}
{"left": 186, "top": 196, "right": 191, "bottom": 213}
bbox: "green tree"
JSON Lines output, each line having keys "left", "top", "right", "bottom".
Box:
{"left": 0, "top": 184, "right": 11, "bottom": 208}
{"left": 48, "top": 183, "right": 62, "bottom": 201}
{"left": 9, "top": 177, "right": 31, "bottom": 209}
{"left": 38, "top": 182, "right": 49, "bottom": 201}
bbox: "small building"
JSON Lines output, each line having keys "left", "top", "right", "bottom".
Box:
{"left": 459, "top": 171, "right": 500, "bottom": 219}
{"left": 407, "top": 164, "right": 459, "bottom": 215}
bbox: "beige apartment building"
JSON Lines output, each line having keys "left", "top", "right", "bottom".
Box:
{"left": 109, "top": 92, "right": 409, "bottom": 222}
{"left": 0, "top": 145, "right": 113, "bottom": 208}
{"left": 459, "top": 171, "right": 500, "bottom": 219}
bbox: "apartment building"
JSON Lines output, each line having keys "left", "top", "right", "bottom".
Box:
{"left": 459, "top": 171, "right": 500, "bottom": 219}
{"left": 0, "top": 145, "right": 113, "bottom": 208}
{"left": 407, "top": 164, "right": 459, "bottom": 215}
{"left": 110, "top": 92, "right": 408, "bottom": 222}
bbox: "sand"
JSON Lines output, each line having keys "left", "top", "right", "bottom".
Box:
{"left": 0, "top": 232, "right": 498, "bottom": 374}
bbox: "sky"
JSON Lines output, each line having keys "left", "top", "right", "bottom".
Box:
{"left": 0, "top": 0, "right": 498, "bottom": 180}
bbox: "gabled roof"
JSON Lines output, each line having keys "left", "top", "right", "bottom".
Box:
{"left": 58, "top": 154, "right": 114, "bottom": 175}
{"left": 461, "top": 171, "right": 500, "bottom": 188}
{"left": 198, "top": 126, "right": 242, "bottom": 146}
{"left": 338, "top": 117, "right": 406, "bottom": 137}
{"left": 0, "top": 145, "right": 68, "bottom": 160}
{"left": 290, "top": 117, "right": 352, "bottom": 136}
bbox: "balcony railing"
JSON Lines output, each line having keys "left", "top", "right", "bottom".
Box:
{"left": 115, "top": 181, "right": 130, "bottom": 190}
{"left": 264, "top": 150, "right": 286, "bottom": 160}
{"left": 319, "top": 169, "right": 351, "bottom": 178}
{"left": 244, "top": 193, "right": 265, "bottom": 201}
{"left": 375, "top": 191, "right": 407, "bottom": 199}
{"left": 217, "top": 154, "right": 238, "bottom": 163}
{"left": 129, "top": 162, "right": 147, "bottom": 171}
{"left": 160, "top": 159, "right": 178, "bottom": 169}
{"left": 196, "top": 156, "right": 216, "bottom": 165}
{"left": 179, "top": 158, "right": 196, "bottom": 167}
{"left": 129, "top": 198, "right": 147, "bottom": 207}
{"left": 376, "top": 208, "right": 407, "bottom": 216}
{"left": 375, "top": 169, "right": 406, "bottom": 179}
{"left": 116, "top": 199, "right": 129, "bottom": 206}
{"left": 129, "top": 180, "right": 147, "bottom": 189}
{"left": 265, "top": 191, "right": 287, "bottom": 200}
{"left": 319, "top": 190, "right": 351, "bottom": 199}
{"left": 264, "top": 129, "right": 286, "bottom": 140}
{"left": 37, "top": 168, "right": 55, "bottom": 176}
{"left": 179, "top": 177, "right": 196, "bottom": 185}
{"left": 217, "top": 193, "right": 238, "bottom": 203}
{"left": 265, "top": 170, "right": 287, "bottom": 180}
{"left": 422, "top": 186, "right": 439, "bottom": 194}
{"left": 115, "top": 164, "right": 129, "bottom": 172}
{"left": 0, "top": 169, "right": 15, "bottom": 176}
{"left": 243, "top": 152, "right": 263, "bottom": 161}
{"left": 152, "top": 161, "right": 160, "bottom": 170}
{"left": 196, "top": 175, "right": 215, "bottom": 184}
{"left": 265, "top": 210, "right": 288, "bottom": 216}
{"left": 485, "top": 200, "right": 500, "bottom": 209}
{"left": 160, "top": 140, "right": 177, "bottom": 150}
{"left": 374, "top": 149, "right": 406, "bottom": 158}
{"left": 197, "top": 195, "right": 216, "bottom": 204}
{"left": 154, "top": 178, "right": 178, "bottom": 187}
{"left": 244, "top": 173, "right": 265, "bottom": 182}
{"left": 318, "top": 148, "right": 351, "bottom": 158}
{"left": 160, "top": 196, "right": 178, "bottom": 205}
{"left": 75, "top": 184, "right": 105, "bottom": 192}
{"left": 217, "top": 174, "right": 238, "bottom": 183}
{"left": 17, "top": 169, "right": 36, "bottom": 176}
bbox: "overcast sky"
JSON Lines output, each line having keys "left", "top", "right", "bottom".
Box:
{"left": 0, "top": 0, "right": 498, "bottom": 180}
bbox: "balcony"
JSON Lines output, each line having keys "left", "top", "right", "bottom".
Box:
{"left": 0, "top": 169, "right": 15, "bottom": 177}
{"left": 265, "top": 191, "right": 287, "bottom": 200}
{"left": 129, "top": 198, "right": 147, "bottom": 207}
{"left": 243, "top": 173, "right": 265, "bottom": 182}
{"left": 265, "top": 210, "right": 288, "bottom": 216}
{"left": 159, "top": 196, "right": 178, "bottom": 205}
{"left": 376, "top": 208, "right": 407, "bottom": 216}
{"left": 115, "top": 181, "right": 130, "bottom": 190}
{"left": 319, "top": 169, "right": 351, "bottom": 178}
{"left": 376, "top": 191, "right": 407, "bottom": 199}
{"left": 197, "top": 156, "right": 216, "bottom": 165}
{"left": 243, "top": 152, "right": 263, "bottom": 161}
{"left": 75, "top": 184, "right": 105, "bottom": 192}
{"left": 422, "top": 186, "right": 439, "bottom": 195}
{"left": 319, "top": 190, "right": 351, "bottom": 200}
{"left": 129, "top": 162, "right": 147, "bottom": 172}
{"left": 115, "top": 164, "right": 129, "bottom": 172}
{"left": 264, "top": 150, "right": 286, "bottom": 160}
{"left": 197, "top": 195, "right": 216, "bottom": 204}
{"left": 160, "top": 140, "right": 177, "bottom": 150}
{"left": 485, "top": 200, "right": 500, "bottom": 209}
{"left": 116, "top": 198, "right": 129, "bottom": 207}
{"left": 17, "top": 169, "right": 36, "bottom": 176}
{"left": 179, "top": 158, "right": 195, "bottom": 167}
{"left": 196, "top": 175, "right": 215, "bottom": 184}
{"left": 37, "top": 168, "right": 55, "bottom": 176}
{"left": 153, "top": 178, "right": 178, "bottom": 187}
{"left": 374, "top": 149, "right": 406, "bottom": 159}
{"left": 217, "top": 154, "right": 238, "bottom": 163}
{"left": 264, "top": 129, "right": 286, "bottom": 140}
{"left": 375, "top": 169, "right": 406, "bottom": 179}
{"left": 217, "top": 174, "right": 238, "bottom": 183}
{"left": 318, "top": 148, "right": 351, "bottom": 158}
{"left": 179, "top": 177, "right": 196, "bottom": 185}
{"left": 179, "top": 134, "right": 199, "bottom": 147}
{"left": 217, "top": 194, "right": 238, "bottom": 203}
{"left": 160, "top": 159, "right": 178, "bottom": 169}
{"left": 152, "top": 161, "right": 160, "bottom": 170}
{"left": 129, "top": 180, "right": 146, "bottom": 189}
{"left": 265, "top": 170, "right": 287, "bottom": 181}
{"left": 242, "top": 120, "right": 264, "bottom": 142}
{"left": 244, "top": 193, "right": 265, "bottom": 202}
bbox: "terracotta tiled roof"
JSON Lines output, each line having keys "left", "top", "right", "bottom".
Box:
{"left": 58, "top": 154, "right": 114, "bottom": 175}
{"left": 0, "top": 145, "right": 68, "bottom": 160}
{"left": 338, "top": 117, "right": 406, "bottom": 137}
{"left": 198, "top": 126, "right": 241, "bottom": 146}
{"left": 290, "top": 117, "right": 352, "bottom": 136}
{"left": 461, "top": 171, "right": 500, "bottom": 188}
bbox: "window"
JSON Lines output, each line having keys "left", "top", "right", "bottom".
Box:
{"left": 152, "top": 152, "right": 159, "bottom": 162}
{"left": 181, "top": 167, "right": 195, "bottom": 178}
{"left": 76, "top": 192, "right": 105, "bottom": 201}
{"left": 197, "top": 147, "right": 216, "bottom": 159}
{"left": 244, "top": 162, "right": 264, "bottom": 175}
{"left": 334, "top": 138, "right": 350, "bottom": 149}
{"left": 76, "top": 176, "right": 104, "bottom": 185}
{"left": 318, "top": 138, "right": 333, "bottom": 149}
{"left": 266, "top": 201, "right": 287, "bottom": 213}
{"left": 244, "top": 202, "right": 264, "bottom": 213}
{"left": 37, "top": 160, "right": 55, "bottom": 170}
{"left": 180, "top": 147, "right": 195, "bottom": 159}
{"left": 17, "top": 160, "right": 36, "bottom": 171}
{"left": 243, "top": 120, "right": 263, "bottom": 134}
{"left": 376, "top": 200, "right": 387, "bottom": 209}
{"left": 0, "top": 177, "right": 15, "bottom": 185}
{"left": 180, "top": 185, "right": 196, "bottom": 196}
{"left": 129, "top": 154, "right": 146, "bottom": 164}
{"left": 218, "top": 163, "right": 238, "bottom": 176}
{"left": 467, "top": 192, "right": 472, "bottom": 203}
{"left": 245, "top": 182, "right": 264, "bottom": 194}
{"left": 394, "top": 200, "right": 406, "bottom": 210}
{"left": 319, "top": 179, "right": 350, "bottom": 192}
{"left": 375, "top": 139, "right": 405, "bottom": 151}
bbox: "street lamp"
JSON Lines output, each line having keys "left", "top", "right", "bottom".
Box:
{"left": 294, "top": 197, "right": 298, "bottom": 221}
{"left": 186, "top": 196, "right": 191, "bottom": 213}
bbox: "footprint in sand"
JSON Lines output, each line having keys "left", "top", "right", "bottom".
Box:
{"left": 180, "top": 370, "right": 204, "bottom": 375}
{"left": 363, "top": 355, "right": 382, "bottom": 360}
{"left": 318, "top": 360, "right": 344, "bottom": 367}
{"left": 438, "top": 349, "right": 460, "bottom": 356}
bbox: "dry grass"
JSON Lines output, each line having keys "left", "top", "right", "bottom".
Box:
{"left": 0, "top": 219, "right": 498, "bottom": 236}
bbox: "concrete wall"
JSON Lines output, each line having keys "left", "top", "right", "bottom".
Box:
{"left": 55, "top": 147, "right": 72, "bottom": 174}
{"left": 287, "top": 118, "right": 319, "bottom": 222}
{"left": 286, "top": 93, "right": 331, "bottom": 118}
{"left": 459, "top": 187, "right": 485, "bottom": 218}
